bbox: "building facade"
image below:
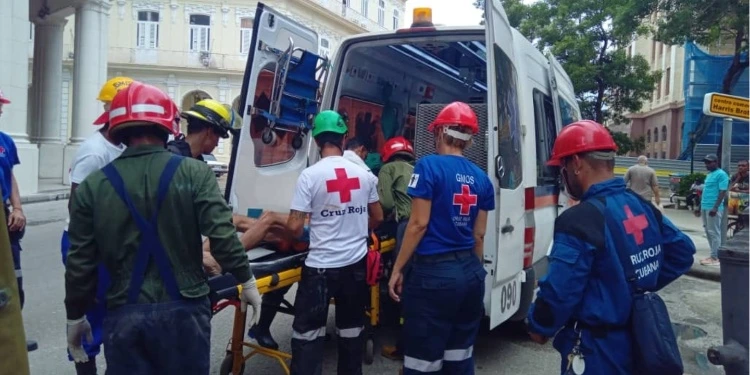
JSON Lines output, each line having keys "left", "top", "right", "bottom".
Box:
{"left": 4, "top": 0, "right": 406, "bottom": 197}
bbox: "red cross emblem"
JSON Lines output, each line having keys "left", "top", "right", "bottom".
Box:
{"left": 453, "top": 184, "right": 478, "bottom": 216}
{"left": 622, "top": 205, "right": 649, "bottom": 245}
{"left": 326, "top": 168, "right": 361, "bottom": 203}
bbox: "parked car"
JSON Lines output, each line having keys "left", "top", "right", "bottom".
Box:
{"left": 203, "top": 154, "right": 229, "bottom": 177}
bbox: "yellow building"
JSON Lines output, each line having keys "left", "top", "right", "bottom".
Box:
{"left": 13, "top": 0, "right": 406, "bottom": 195}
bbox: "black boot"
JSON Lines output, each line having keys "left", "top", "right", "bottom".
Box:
{"left": 247, "top": 307, "right": 279, "bottom": 350}
{"left": 75, "top": 357, "right": 97, "bottom": 375}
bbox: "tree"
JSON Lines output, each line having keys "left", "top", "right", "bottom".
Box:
{"left": 608, "top": 128, "right": 634, "bottom": 155}
{"left": 631, "top": 135, "right": 646, "bottom": 155}
{"left": 474, "top": 0, "right": 662, "bottom": 124}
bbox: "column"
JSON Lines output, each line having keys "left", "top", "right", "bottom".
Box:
{"left": 32, "top": 17, "right": 67, "bottom": 180}
{"left": 0, "top": 0, "right": 38, "bottom": 195}
{"left": 63, "top": 0, "right": 111, "bottom": 185}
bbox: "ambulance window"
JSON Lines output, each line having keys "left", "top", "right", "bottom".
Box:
{"left": 533, "top": 89, "right": 558, "bottom": 184}
{"left": 493, "top": 45, "right": 522, "bottom": 189}
{"left": 249, "top": 66, "right": 296, "bottom": 167}
{"left": 559, "top": 98, "right": 579, "bottom": 127}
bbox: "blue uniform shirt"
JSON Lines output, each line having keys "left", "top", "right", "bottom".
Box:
{"left": 526, "top": 178, "right": 695, "bottom": 373}
{"left": 407, "top": 154, "right": 495, "bottom": 255}
{"left": 0, "top": 131, "right": 20, "bottom": 202}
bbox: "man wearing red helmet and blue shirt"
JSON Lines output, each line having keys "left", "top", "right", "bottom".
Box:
{"left": 388, "top": 102, "right": 494, "bottom": 374}
{"left": 525, "top": 120, "right": 695, "bottom": 374}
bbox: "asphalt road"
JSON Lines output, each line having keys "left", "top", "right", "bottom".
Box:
{"left": 17, "top": 199, "right": 726, "bottom": 375}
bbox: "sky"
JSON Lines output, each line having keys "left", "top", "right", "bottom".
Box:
{"left": 404, "top": 0, "right": 484, "bottom": 27}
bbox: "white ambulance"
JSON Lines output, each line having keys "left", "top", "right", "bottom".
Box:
{"left": 226, "top": 0, "right": 581, "bottom": 330}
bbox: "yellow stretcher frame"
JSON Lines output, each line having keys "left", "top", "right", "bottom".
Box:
{"left": 218, "top": 238, "right": 396, "bottom": 375}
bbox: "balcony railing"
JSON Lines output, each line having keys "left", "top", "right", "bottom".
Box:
{"left": 63, "top": 44, "right": 249, "bottom": 71}
{"left": 309, "top": 0, "right": 387, "bottom": 32}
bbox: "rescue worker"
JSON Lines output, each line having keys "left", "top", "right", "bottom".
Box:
{"left": 61, "top": 76, "right": 133, "bottom": 375}
{"left": 167, "top": 98, "right": 237, "bottom": 161}
{"left": 64, "top": 82, "right": 262, "bottom": 374}
{"left": 275, "top": 110, "right": 383, "bottom": 374}
{"left": 525, "top": 120, "right": 696, "bottom": 374}
{"left": 377, "top": 136, "right": 415, "bottom": 361}
{"left": 388, "top": 102, "right": 495, "bottom": 374}
{"left": 0, "top": 88, "right": 36, "bottom": 352}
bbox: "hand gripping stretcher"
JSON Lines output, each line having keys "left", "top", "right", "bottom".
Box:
{"left": 208, "top": 231, "right": 397, "bottom": 375}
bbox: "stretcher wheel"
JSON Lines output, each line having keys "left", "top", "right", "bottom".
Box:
{"left": 291, "top": 133, "right": 303, "bottom": 149}
{"left": 364, "top": 338, "right": 375, "bottom": 365}
{"left": 261, "top": 127, "right": 276, "bottom": 145}
{"left": 219, "top": 353, "right": 246, "bottom": 375}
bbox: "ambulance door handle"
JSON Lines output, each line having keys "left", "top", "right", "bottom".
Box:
{"left": 501, "top": 223, "right": 514, "bottom": 234}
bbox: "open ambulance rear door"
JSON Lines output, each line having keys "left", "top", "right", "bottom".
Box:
{"left": 545, "top": 53, "right": 580, "bottom": 214}
{"left": 483, "top": 0, "right": 526, "bottom": 330}
{"left": 226, "top": 3, "right": 321, "bottom": 216}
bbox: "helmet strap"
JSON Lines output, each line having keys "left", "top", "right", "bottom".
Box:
{"left": 443, "top": 127, "right": 472, "bottom": 141}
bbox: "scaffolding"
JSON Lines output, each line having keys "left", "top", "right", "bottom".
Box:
{"left": 680, "top": 42, "right": 749, "bottom": 160}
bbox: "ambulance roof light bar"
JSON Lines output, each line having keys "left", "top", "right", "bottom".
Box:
{"left": 398, "top": 7, "right": 436, "bottom": 32}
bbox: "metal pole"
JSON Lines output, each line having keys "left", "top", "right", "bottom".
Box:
{"left": 721, "top": 117, "right": 733, "bottom": 247}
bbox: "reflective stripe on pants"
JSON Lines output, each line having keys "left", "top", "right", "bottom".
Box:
{"left": 402, "top": 253, "right": 486, "bottom": 374}
{"left": 291, "top": 258, "right": 368, "bottom": 375}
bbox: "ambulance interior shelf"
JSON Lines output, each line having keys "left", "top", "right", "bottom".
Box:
{"left": 252, "top": 38, "right": 330, "bottom": 150}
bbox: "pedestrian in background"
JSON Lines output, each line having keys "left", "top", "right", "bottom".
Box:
{"left": 624, "top": 155, "right": 661, "bottom": 208}
{"left": 698, "top": 154, "right": 729, "bottom": 266}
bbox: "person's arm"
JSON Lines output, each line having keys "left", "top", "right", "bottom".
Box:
{"left": 286, "top": 172, "right": 312, "bottom": 239}
{"left": 393, "top": 197, "right": 430, "bottom": 275}
{"left": 472, "top": 210, "right": 488, "bottom": 260}
{"left": 526, "top": 219, "right": 596, "bottom": 339}
{"left": 232, "top": 214, "right": 254, "bottom": 232}
{"left": 623, "top": 168, "right": 631, "bottom": 187}
{"left": 655, "top": 216, "right": 696, "bottom": 290}
{"left": 194, "top": 164, "right": 252, "bottom": 284}
{"left": 7, "top": 174, "right": 25, "bottom": 232}
{"left": 377, "top": 165, "right": 396, "bottom": 215}
{"left": 651, "top": 172, "right": 660, "bottom": 205}
{"left": 368, "top": 174, "right": 383, "bottom": 230}
{"left": 64, "top": 183, "right": 100, "bottom": 320}
{"left": 710, "top": 172, "right": 730, "bottom": 215}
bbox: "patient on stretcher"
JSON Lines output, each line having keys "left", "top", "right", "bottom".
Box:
{"left": 203, "top": 211, "right": 309, "bottom": 276}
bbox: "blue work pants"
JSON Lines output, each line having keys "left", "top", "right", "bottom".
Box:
{"left": 402, "top": 251, "right": 486, "bottom": 374}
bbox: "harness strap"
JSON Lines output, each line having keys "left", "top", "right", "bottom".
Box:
{"left": 102, "top": 155, "right": 185, "bottom": 304}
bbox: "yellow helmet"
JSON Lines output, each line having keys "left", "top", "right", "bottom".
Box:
{"left": 181, "top": 99, "right": 238, "bottom": 138}
{"left": 97, "top": 76, "right": 135, "bottom": 102}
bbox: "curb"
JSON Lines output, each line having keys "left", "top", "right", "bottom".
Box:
{"left": 686, "top": 264, "right": 721, "bottom": 282}
{"left": 21, "top": 191, "right": 70, "bottom": 205}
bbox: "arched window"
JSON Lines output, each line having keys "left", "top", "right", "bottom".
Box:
{"left": 240, "top": 17, "right": 252, "bottom": 54}
{"left": 661, "top": 125, "right": 667, "bottom": 141}
{"left": 647, "top": 129, "right": 651, "bottom": 143}
{"left": 137, "top": 11, "right": 160, "bottom": 48}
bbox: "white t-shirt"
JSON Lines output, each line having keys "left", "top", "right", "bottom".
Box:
{"left": 343, "top": 150, "right": 372, "bottom": 173}
{"left": 65, "top": 131, "right": 126, "bottom": 230}
{"left": 291, "top": 155, "right": 379, "bottom": 268}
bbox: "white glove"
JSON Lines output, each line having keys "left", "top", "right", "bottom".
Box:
{"left": 240, "top": 277, "right": 262, "bottom": 326}
{"left": 67, "top": 317, "right": 93, "bottom": 363}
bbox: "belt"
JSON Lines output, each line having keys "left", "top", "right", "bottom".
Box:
{"left": 412, "top": 250, "right": 473, "bottom": 264}
{"left": 566, "top": 320, "right": 628, "bottom": 338}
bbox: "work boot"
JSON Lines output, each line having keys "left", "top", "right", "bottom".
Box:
{"left": 26, "top": 339, "right": 38, "bottom": 352}
{"left": 74, "top": 357, "right": 97, "bottom": 375}
{"left": 247, "top": 308, "right": 279, "bottom": 350}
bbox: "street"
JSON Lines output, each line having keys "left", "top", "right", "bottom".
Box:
{"left": 18, "top": 199, "right": 725, "bottom": 375}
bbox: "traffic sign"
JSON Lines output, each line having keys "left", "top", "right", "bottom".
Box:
{"left": 703, "top": 92, "right": 749, "bottom": 121}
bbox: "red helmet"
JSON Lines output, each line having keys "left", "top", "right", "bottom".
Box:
{"left": 427, "top": 102, "right": 479, "bottom": 135}
{"left": 93, "top": 112, "right": 108, "bottom": 125}
{"left": 547, "top": 120, "right": 618, "bottom": 167}
{"left": 108, "top": 82, "right": 180, "bottom": 136}
{"left": 381, "top": 136, "right": 415, "bottom": 162}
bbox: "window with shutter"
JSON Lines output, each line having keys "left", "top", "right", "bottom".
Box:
{"left": 392, "top": 9, "right": 399, "bottom": 29}
{"left": 189, "top": 14, "right": 211, "bottom": 52}
{"left": 240, "top": 17, "right": 252, "bottom": 54}
{"left": 136, "top": 11, "right": 159, "bottom": 48}
{"left": 378, "top": 0, "right": 385, "bottom": 27}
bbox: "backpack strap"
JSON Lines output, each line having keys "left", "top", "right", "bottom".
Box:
{"left": 587, "top": 197, "right": 642, "bottom": 295}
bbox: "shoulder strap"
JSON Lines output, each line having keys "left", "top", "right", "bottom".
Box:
{"left": 153, "top": 155, "right": 183, "bottom": 220}
{"left": 102, "top": 163, "right": 149, "bottom": 232}
{"left": 586, "top": 197, "right": 641, "bottom": 294}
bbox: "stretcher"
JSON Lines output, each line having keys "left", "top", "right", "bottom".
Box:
{"left": 209, "top": 233, "right": 397, "bottom": 375}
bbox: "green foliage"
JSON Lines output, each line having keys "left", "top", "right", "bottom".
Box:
{"left": 474, "top": 0, "right": 662, "bottom": 124}
{"left": 631, "top": 136, "right": 646, "bottom": 155}
{"left": 653, "top": 0, "right": 748, "bottom": 93}
{"left": 677, "top": 173, "right": 706, "bottom": 197}
{"left": 608, "top": 129, "right": 634, "bottom": 155}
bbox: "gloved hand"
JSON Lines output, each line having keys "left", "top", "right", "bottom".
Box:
{"left": 240, "top": 276, "right": 262, "bottom": 326}
{"left": 67, "top": 317, "right": 93, "bottom": 363}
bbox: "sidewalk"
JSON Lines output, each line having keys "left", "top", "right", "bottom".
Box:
{"left": 662, "top": 206, "right": 722, "bottom": 282}
{"left": 20, "top": 179, "right": 69, "bottom": 205}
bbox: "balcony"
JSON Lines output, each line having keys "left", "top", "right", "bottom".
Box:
{"left": 309, "top": 0, "right": 387, "bottom": 32}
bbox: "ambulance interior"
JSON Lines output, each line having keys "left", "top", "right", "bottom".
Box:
{"left": 245, "top": 33, "right": 498, "bottom": 172}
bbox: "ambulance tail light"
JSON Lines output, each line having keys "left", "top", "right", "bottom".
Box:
{"left": 523, "top": 227, "right": 535, "bottom": 269}
{"left": 398, "top": 7, "right": 436, "bottom": 33}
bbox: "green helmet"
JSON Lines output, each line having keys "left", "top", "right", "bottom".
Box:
{"left": 312, "top": 110, "right": 348, "bottom": 138}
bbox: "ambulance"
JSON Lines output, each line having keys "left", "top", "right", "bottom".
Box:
{"left": 226, "top": 0, "right": 581, "bottom": 330}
